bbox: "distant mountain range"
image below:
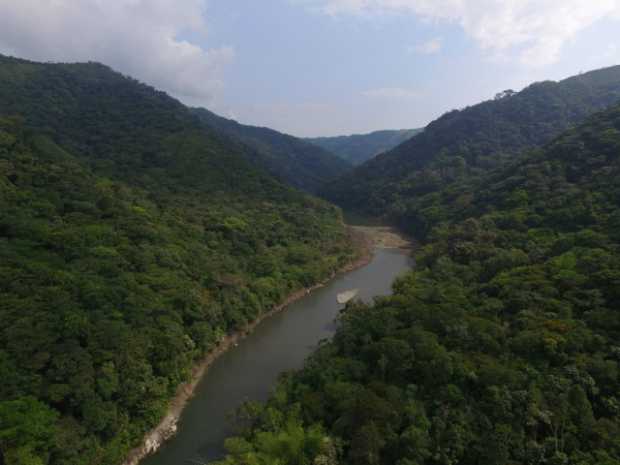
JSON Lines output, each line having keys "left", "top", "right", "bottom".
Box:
{"left": 306, "top": 128, "right": 423, "bottom": 165}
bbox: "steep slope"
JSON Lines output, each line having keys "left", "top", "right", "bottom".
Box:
{"left": 0, "top": 54, "right": 260, "bottom": 196}
{"left": 0, "top": 56, "right": 355, "bottom": 465}
{"left": 306, "top": 128, "right": 422, "bottom": 165}
{"left": 192, "top": 107, "right": 351, "bottom": 193}
{"left": 324, "top": 65, "right": 620, "bottom": 224}
{"left": 214, "top": 103, "right": 620, "bottom": 465}
{"left": 0, "top": 54, "right": 350, "bottom": 195}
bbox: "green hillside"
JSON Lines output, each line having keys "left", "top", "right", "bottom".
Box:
{"left": 306, "top": 128, "right": 422, "bottom": 165}
{"left": 323, "top": 66, "right": 620, "bottom": 229}
{"left": 0, "top": 56, "right": 354, "bottom": 465}
{"left": 214, "top": 103, "right": 620, "bottom": 465}
{"left": 192, "top": 108, "right": 352, "bottom": 193}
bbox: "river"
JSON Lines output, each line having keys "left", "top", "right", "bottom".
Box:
{"left": 142, "top": 243, "right": 412, "bottom": 465}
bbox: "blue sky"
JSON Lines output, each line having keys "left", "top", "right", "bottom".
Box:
{"left": 202, "top": 0, "right": 620, "bottom": 136}
{"left": 1, "top": 0, "right": 620, "bottom": 136}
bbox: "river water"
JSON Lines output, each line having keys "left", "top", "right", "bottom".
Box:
{"left": 142, "top": 246, "right": 412, "bottom": 465}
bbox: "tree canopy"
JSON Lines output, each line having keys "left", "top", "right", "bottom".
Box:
{"left": 0, "top": 55, "right": 355, "bottom": 465}
{"left": 323, "top": 65, "right": 620, "bottom": 234}
{"left": 215, "top": 103, "right": 620, "bottom": 465}
{"left": 192, "top": 107, "right": 352, "bottom": 194}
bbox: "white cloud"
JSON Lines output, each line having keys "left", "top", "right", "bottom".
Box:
{"left": 362, "top": 87, "right": 419, "bottom": 99}
{"left": 0, "top": 0, "right": 233, "bottom": 105}
{"left": 410, "top": 37, "right": 442, "bottom": 55}
{"left": 306, "top": 0, "right": 620, "bottom": 66}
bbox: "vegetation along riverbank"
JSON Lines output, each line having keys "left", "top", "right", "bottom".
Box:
{"left": 123, "top": 224, "right": 407, "bottom": 465}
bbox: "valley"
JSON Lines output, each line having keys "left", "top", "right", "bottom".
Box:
{"left": 137, "top": 228, "right": 412, "bottom": 465}
{"left": 1, "top": 47, "right": 620, "bottom": 465}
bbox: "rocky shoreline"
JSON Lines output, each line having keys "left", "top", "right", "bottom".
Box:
{"left": 121, "top": 225, "right": 379, "bottom": 465}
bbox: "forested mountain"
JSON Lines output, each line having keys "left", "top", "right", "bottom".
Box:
{"left": 306, "top": 128, "right": 422, "bottom": 165}
{"left": 214, "top": 102, "right": 620, "bottom": 465}
{"left": 323, "top": 65, "right": 620, "bottom": 227}
{"left": 192, "top": 108, "right": 351, "bottom": 193}
{"left": 0, "top": 55, "right": 355, "bottom": 465}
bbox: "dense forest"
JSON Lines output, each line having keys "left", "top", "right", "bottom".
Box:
{"left": 214, "top": 102, "right": 620, "bottom": 464}
{"left": 323, "top": 65, "right": 620, "bottom": 233}
{"left": 191, "top": 108, "right": 352, "bottom": 194}
{"left": 3, "top": 51, "right": 620, "bottom": 465}
{"left": 306, "top": 129, "right": 422, "bottom": 166}
{"left": 0, "top": 56, "right": 355, "bottom": 465}
{"left": 0, "top": 54, "right": 348, "bottom": 196}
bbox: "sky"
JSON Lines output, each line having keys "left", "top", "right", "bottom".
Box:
{"left": 1, "top": 1, "right": 620, "bottom": 137}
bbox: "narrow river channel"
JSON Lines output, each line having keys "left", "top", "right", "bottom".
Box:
{"left": 142, "top": 245, "right": 412, "bottom": 465}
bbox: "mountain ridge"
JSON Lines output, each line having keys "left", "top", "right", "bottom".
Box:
{"left": 191, "top": 107, "right": 352, "bottom": 193}
{"left": 322, "top": 64, "right": 620, "bottom": 226}
{"left": 0, "top": 53, "right": 350, "bottom": 195}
